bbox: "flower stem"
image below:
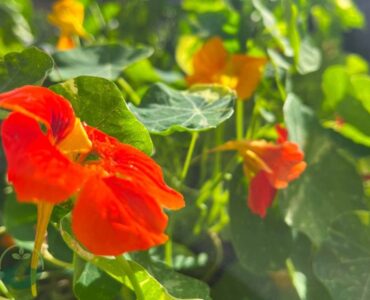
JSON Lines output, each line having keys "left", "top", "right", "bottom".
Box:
{"left": 180, "top": 132, "right": 199, "bottom": 181}
{"left": 164, "top": 238, "right": 173, "bottom": 267}
{"left": 0, "top": 279, "right": 13, "bottom": 299}
{"left": 213, "top": 124, "right": 224, "bottom": 176}
{"left": 116, "top": 256, "right": 144, "bottom": 300}
{"left": 31, "top": 202, "right": 54, "bottom": 298}
{"left": 164, "top": 225, "right": 173, "bottom": 267}
{"left": 236, "top": 100, "right": 244, "bottom": 140}
{"left": 117, "top": 78, "right": 141, "bottom": 106}
{"left": 43, "top": 249, "right": 73, "bottom": 269}
{"left": 245, "top": 100, "right": 258, "bottom": 140}
{"left": 202, "top": 231, "right": 223, "bottom": 282}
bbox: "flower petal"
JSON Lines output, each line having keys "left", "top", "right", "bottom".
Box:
{"left": 72, "top": 176, "right": 168, "bottom": 256}
{"left": 0, "top": 86, "right": 75, "bottom": 142}
{"left": 56, "top": 34, "right": 75, "bottom": 50}
{"left": 85, "top": 126, "right": 185, "bottom": 210}
{"left": 248, "top": 171, "right": 277, "bottom": 218}
{"left": 248, "top": 141, "right": 307, "bottom": 189}
{"left": 231, "top": 55, "right": 267, "bottom": 100}
{"left": 275, "top": 124, "right": 288, "bottom": 144}
{"left": 186, "top": 37, "right": 228, "bottom": 85}
{"left": 2, "top": 113, "right": 87, "bottom": 204}
{"left": 48, "top": 0, "right": 86, "bottom": 37}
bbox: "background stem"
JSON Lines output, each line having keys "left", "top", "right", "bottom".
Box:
{"left": 180, "top": 132, "right": 199, "bottom": 181}
{"left": 236, "top": 100, "right": 244, "bottom": 140}
{"left": 116, "top": 256, "right": 144, "bottom": 300}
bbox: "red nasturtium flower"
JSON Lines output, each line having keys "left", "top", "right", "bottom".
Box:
{"left": 216, "top": 126, "right": 306, "bottom": 217}
{"left": 0, "top": 86, "right": 184, "bottom": 295}
{"left": 186, "top": 37, "right": 267, "bottom": 100}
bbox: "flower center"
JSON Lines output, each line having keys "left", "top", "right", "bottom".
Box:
{"left": 58, "top": 118, "right": 92, "bottom": 160}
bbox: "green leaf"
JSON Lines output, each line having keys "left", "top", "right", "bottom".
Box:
{"left": 229, "top": 167, "right": 293, "bottom": 273}
{"left": 124, "top": 59, "right": 161, "bottom": 84}
{"left": 281, "top": 94, "right": 366, "bottom": 245}
{"left": 350, "top": 74, "right": 370, "bottom": 113}
{"left": 129, "top": 83, "right": 235, "bottom": 135}
{"left": 74, "top": 257, "right": 122, "bottom": 300}
{"left": 345, "top": 54, "right": 368, "bottom": 75}
{"left": 175, "top": 35, "right": 202, "bottom": 75}
{"left": 49, "top": 44, "right": 153, "bottom": 81}
{"left": 332, "top": 97, "right": 370, "bottom": 147}
{"left": 335, "top": 0, "right": 365, "bottom": 29}
{"left": 131, "top": 252, "right": 211, "bottom": 300}
{"left": 297, "top": 38, "right": 321, "bottom": 75}
{"left": 0, "top": 47, "right": 53, "bottom": 92}
{"left": 3, "top": 191, "right": 36, "bottom": 242}
{"left": 182, "top": 0, "right": 227, "bottom": 12}
{"left": 0, "top": 1, "right": 33, "bottom": 50}
{"left": 60, "top": 216, "right": 206, "bottom": 300}
{"left": 252, "top": 0, "right": 293, "bottom": 56}
{"left": 211, "top": 263, "right": 299, "bottom": 300}
{"left": 321, "top": 65, "right": 349, "bottom": 109}
{"left": 314, "top": 211, "right": 370, "bottom": 300}
{"left": 287, "top": 234, "right": 332, "bottom": 300}
{"left": 325, "top": 127, "right": 370, "bottom": 157}
{"left": 0, "top": 109, "right": 9, "bottom": 120}
{"left": 267, "top": 48, "right": 291, "bottom": 70}
{"left": 47, "top": 225, "right": 73, "bottom": 263}
{"left": 51, "top": 76, "right": 153, "bottom": 155}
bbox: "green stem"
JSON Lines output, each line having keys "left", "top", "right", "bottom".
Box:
{"left": 164, "top": 224, "right": 173, "bottom": 267}
{"left": 43, "top": 249, "right": 73, "bottom": 269}
{"left": 180, "top": 132, "right": 199, "bottom": 181}
{"left": 213, "top": 124, "right": 224, "bottom": 176}
{"left": 31, "top": 202, "right": 54, "bottom": 298}
{"left": 202, "top": 231, "right": 223, "bottom": 282}
{"left": 245, "top": 101, "right": 257, "bottom": 140}
{"left": 236, "top": 100, "right": 244, "bottom": 140}
{"left": 116, "top": 256, "right": 144, "bottom": 300}
{"left": 200, "top": 134, "right": 210, "bottom": 183}
{"left": 164, "top": 239, "right": 173, "bottom": 267}
{"left": 272, "top": 62, "right": 287, "bottom": 101}
{"left": 0, "top": 279, "right": 13, "bottom": 299}
{"left": 117, "top": 78, "right": 141, "bottom": 106}
{"left": 91, "top": 2, "right": 106, "bottom": 28}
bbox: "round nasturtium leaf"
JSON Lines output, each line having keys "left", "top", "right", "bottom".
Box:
{"left": 314, "top": 211, "right": 370, "bottom": 300}
{"left": 229, "top": 167, "right": 293, "bottom": 274}
{"left": 0, "top": 47, "right": 53, "bottom": 92}
{"left": 49, "top": 44, "right": 153, "bottom": 81}
{"left": 129, "top": 83, "right": 236, "bottom": 135}
{"left": 281, "top": 94, "right": 366, "bottom": 245}
{"left": 51, "top": 76, "right": 153, "bottom": 155}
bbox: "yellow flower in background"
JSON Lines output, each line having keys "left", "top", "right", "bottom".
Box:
{"left": 48, "top": 0, "right": 87, "bottom": 50}
{"left": 186, "top": 37, "right": 267, "bottom": 100}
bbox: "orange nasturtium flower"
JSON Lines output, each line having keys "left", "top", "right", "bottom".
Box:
{"left": 0, "top": 86, "right": 184, "bottom": 295}
{"left": 216, "top": 126, "right": 306, "bottom": 217}
{"left": 48, "top": 0, "right": 87, "bottom": 50}
{"left": 186, "top": 37, "right": 267, "bottom": 100}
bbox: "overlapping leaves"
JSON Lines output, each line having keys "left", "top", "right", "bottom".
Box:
{"left": 49, "top": 44, "right": 153, "bottom": 81}
{"left": 60, "top": 216, "right": 210, "bottom": 300}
